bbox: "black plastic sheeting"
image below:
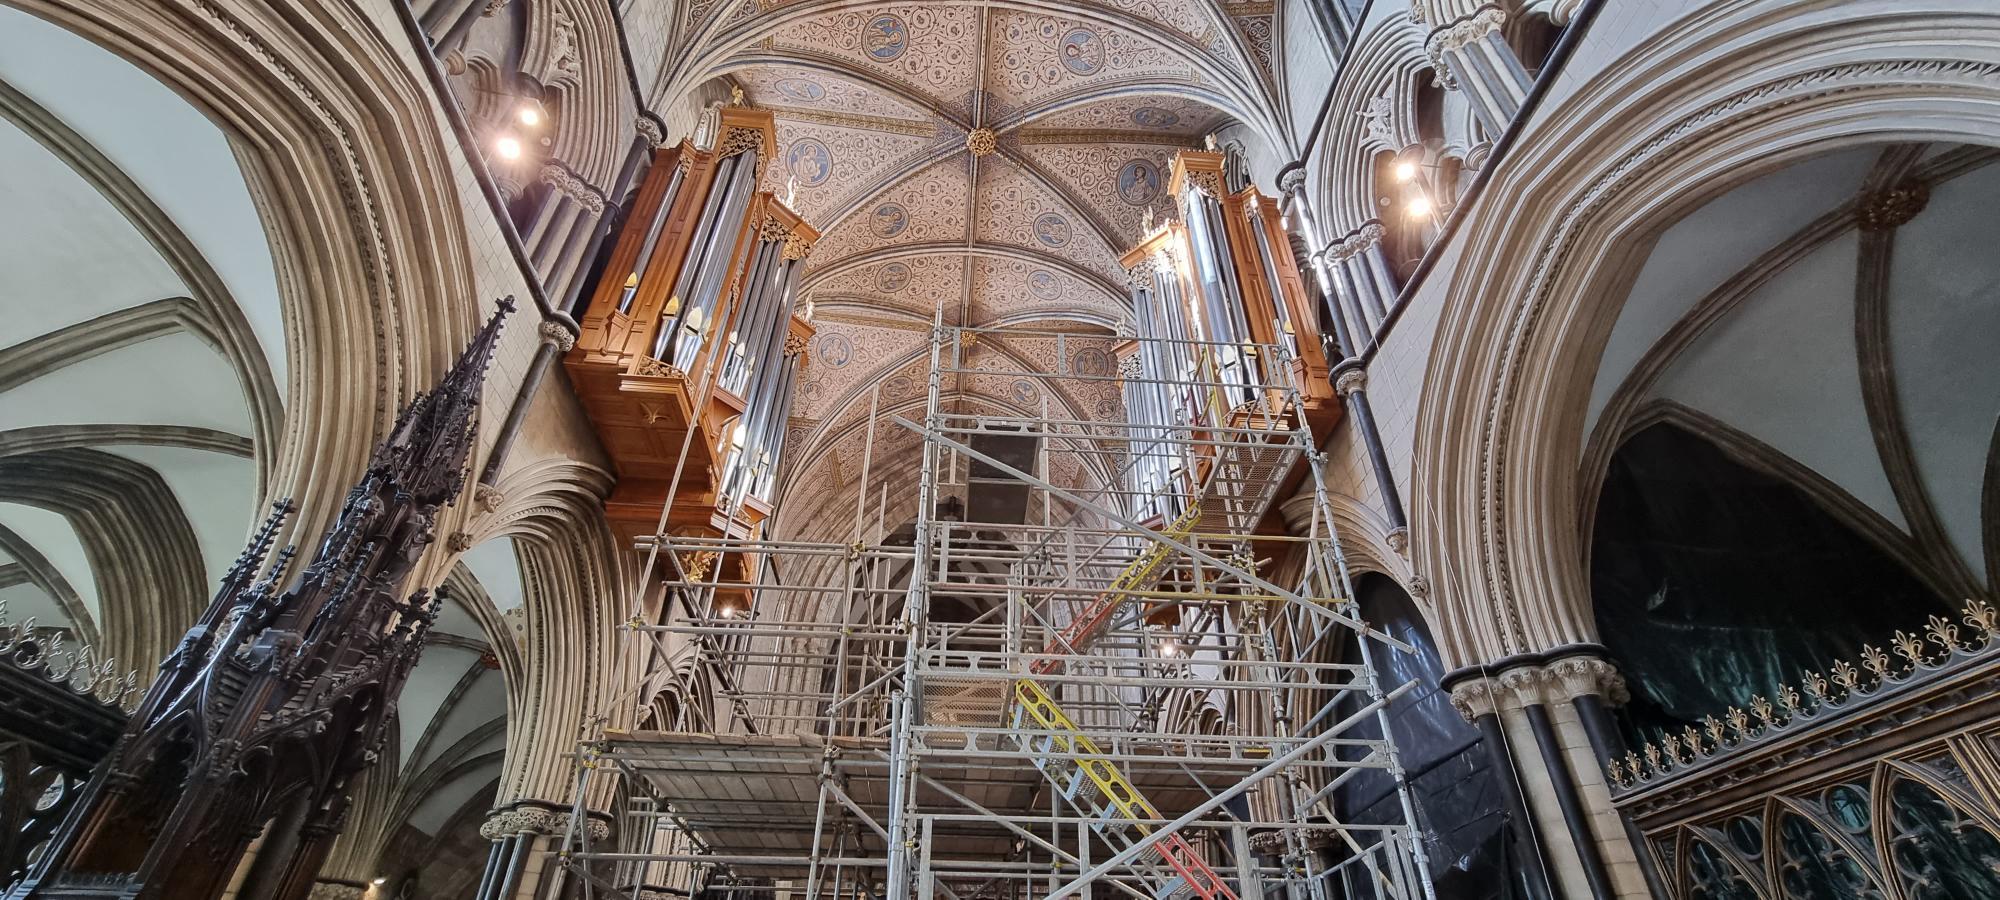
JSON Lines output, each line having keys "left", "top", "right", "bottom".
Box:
{"left": 1326, "top": 576, "right": 1529, "bottom": 900}
{"left": 1590, "top": 423, "right": 1952, "bottom": 746}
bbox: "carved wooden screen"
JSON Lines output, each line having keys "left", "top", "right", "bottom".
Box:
{"left": 0, "top": 629, "right": 132, "bottom": 887}
{"left": 1612, "top": 601, "right": 2000, "bottom": 899}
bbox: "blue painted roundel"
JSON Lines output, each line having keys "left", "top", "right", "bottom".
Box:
{"left": 862, "top": 14, "right": 910, "bottom": 62}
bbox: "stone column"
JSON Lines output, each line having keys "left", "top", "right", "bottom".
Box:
{"left": 1323, "top": 221, "right": 1396, "bottom": 350}
{"left": 473, "top": 803, "right": 613, "bottom": 900}
{"left": 1425, "top": 7, "right": 1533, "bottom": 137}
{"left": 1445, "top": 650, "right": 1658, "bottom": 899}
{"left": 1331, "top": 367, "right": 1409, "bottom": 541}
{"left": 478, "top": 319, "right": 578, "bottom": 487}
{"left": 1275, "top": 167, "right": 1355, "bottom": 363}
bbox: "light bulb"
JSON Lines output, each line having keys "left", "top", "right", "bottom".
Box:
{"left": 373, "top": 877, "right": 388, "bottom": 886}
{"left": 1405, "top": 196, "right": 1433, "bottom": 220}
{"left": 719, "top": 605, "right": 737, "bottom": 618}
{"left": 1159, "top": 641, "right": 1178, "bottom": 656}
{"left": 1393, "top": 161, "right": 1417, "bottom": 183}
{"left": 518, "top": 105, "right": 543, "bottom": 127}
{"left": 494, "top": 135, "right": 523, "bottom": 160}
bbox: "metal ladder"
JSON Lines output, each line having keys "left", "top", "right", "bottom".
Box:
{"left": 1011, "top": 503, "right": 1239, "bottom": 900}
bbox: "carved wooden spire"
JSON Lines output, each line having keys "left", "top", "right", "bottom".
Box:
{"left": 14, "top": 299, "right": 513, "bottom": 900}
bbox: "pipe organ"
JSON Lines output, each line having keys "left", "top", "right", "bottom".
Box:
{"left": 1117, "top": 150, "right": 1337, "bottom": 521}
{"left": 566, "top": 104, "right": 814, "bottom": 584}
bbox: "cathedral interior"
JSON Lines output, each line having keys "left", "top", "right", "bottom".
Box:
{"left": 1, "top": 0, "right": 1998, "bottom": 898}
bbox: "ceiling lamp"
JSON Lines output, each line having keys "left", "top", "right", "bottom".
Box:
{"left": 494, "top": 135, "right": 523, "bottom": 161}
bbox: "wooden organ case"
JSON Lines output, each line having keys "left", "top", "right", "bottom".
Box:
{"left": 1114, "top": 150, "right": 1340, "bottom": 548}
{"left": 566, "top": 105, "right": 815, "bottom": 589}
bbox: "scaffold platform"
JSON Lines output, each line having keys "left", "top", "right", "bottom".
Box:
{"left": 557, "top": 323, "right": 1437, "bottom": 900}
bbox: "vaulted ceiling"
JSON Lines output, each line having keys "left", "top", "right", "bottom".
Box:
{"left": 653, "top": 0, "right": 1287, "bottom": 540}
{"left": 1583, "top": 141, "right": 2000, "bottom": 604}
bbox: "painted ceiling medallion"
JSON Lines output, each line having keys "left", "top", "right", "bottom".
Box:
{"left": 877, "top": 262, "right": 912, "bottom": 292}
{"left": 1117, "top": 159, "right": 1162, "bottom": 206}
{"left": 1131, "top": 106, "right": 1180, "bottom": 128}
{"left": 966, "top": 127, "right": 998, "bottom": 157}
{"left": 871, "top": 203, "right": 910, "bottom": 237}
{"left": 1011, "top": 378, "right": 1040, "bottom": 405}
{"left": 1033, "top": 213, "right": 1072, "bottom": 248}
{"left": 1060, "top": 28, "right": 1104, "bottom": 76}
{"left": 862, "top": 14, "right": 910, "bottom": 63}
{"left": 788, "top": 138, "right": 832, "bottom": 186}
{"left": 1072, "top": 346, "right": 1113, "bottom": 377}
{"left": 1028, "top": 269, "right": 1061, "bottom": 300}
{"left": 774, "top": 79, "right": 826, "bottom": 102}
{"left": 816, "top": 333, "right": 854, "bottom": 368}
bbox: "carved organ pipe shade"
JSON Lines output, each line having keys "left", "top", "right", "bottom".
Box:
{"left": 1590, "top": 423, "right": 1952, "bottom": 746}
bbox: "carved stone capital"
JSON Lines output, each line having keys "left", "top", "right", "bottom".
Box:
{"left": 1333, "top": 367, "right": 1367, "bottom": 397}
{"left": 635, "top": 116, "right": 665, "bottom": 147}
{"left": 538, "top": 320, "right": 577, "bottom": 352}
{"left": 480, "top": 806, "right": 576, "bottom": 839}
{"left": 474, "top": 483, "right": 505, "bottom": 513}
{"left": 1427, "top": 6, "right": 1506, "bottom": 56}
{"left": 1856, "top": 181, "right": 1929, "bottom": 231}
{"left": 1546, "top": 655, "right": 1629, "bottom": 705}
{"left": 308, "top": 883, "right": 366, "bottom": 900}
{"left": 1327, "top": 221, "right": 1384, "bottom": 262}
{"left": 538, "top": 163, "right": 606, "bottom": 215}
{"left": 447, "top": 531, "right": 475, "bottom": 553}
{"left": 1448, "top": 678, "right": 1501, "bottom": 722}
{"left": 1498, "top": 665, "right": 1553, "bottom": 707}
{"left": 1277, "top": 166, "right": 1308, "bottom": 195}
{"left": 1405, "top": 574, "right": 1429, "bottom": 602}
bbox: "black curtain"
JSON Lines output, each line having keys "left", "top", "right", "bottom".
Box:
{"left": 1328, "top": 575, "right": 1516, "bottom": 900}
{"left": 1590, "top": 423, "right": 1951, "bottom": 746}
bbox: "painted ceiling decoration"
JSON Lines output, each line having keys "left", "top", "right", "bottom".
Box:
{"left": 640, "top": 0, "right": 1288, "bottom": 530}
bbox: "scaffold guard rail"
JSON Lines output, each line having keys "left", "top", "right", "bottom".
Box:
{"left": 557, "top": 323, "right": 1438, "bottom": 900}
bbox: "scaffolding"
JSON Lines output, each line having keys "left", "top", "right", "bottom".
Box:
{"left": 558, "top": 319, "right": 1438, "bottom": 900}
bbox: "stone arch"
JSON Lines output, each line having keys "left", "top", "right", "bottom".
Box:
{"left": 1312, "top": 12, "right": 1433, "bottom": 231}
{"left": 3, "top": 0, "right": 495, "bottom": 544}
{"left": 1410, "top": 0, "right": 2000, "bottom": 665}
